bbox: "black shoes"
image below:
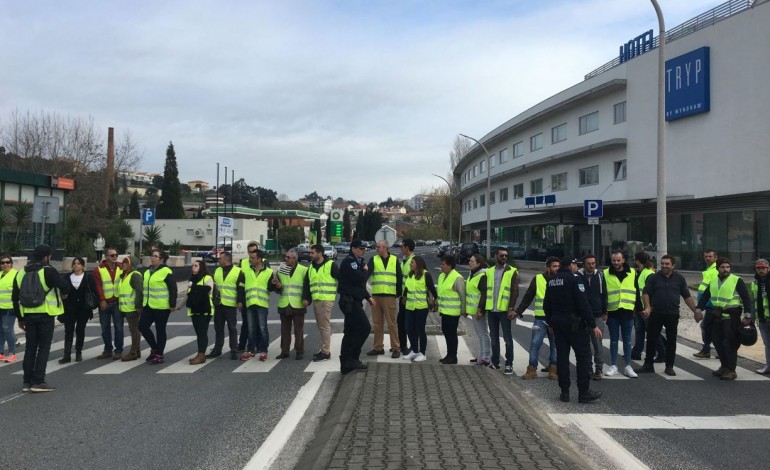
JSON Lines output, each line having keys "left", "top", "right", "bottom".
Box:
{"left": 230, "top": 351, "right": 238, "bottom": 360}
{"left": 440, "top": 356, "right": 457, "bottom": 365}
{"left": 635, "top": 364, "right": 655, "bottom": 374}
{"left": 664, "top": 367, "right": 676, "bottom": 376}
{"left": 206, "top": 349, "right": 222, "bottom": 358}
{"left": 340, "top": 360, "right": 368, "bottom": 375}
{"left": 560, "top": 389, "right": 570, "bottom": 402}
{"left": 75, "top": 352, "right": 83, "bottom": 362}
{"left": 312, "top": 351, "right": 331, "bottom": 362}
{"left": 275, "top": 353, "right": 290, "bottom": 359}
{"left": 578, "top": 390, "right": 602, "bottom": 403}
{"left": 58, "top": 355, "right": 71, "bottom": 364}
{"left": 295, "top": 353, "right": 304, "bottom": 360}
{"left": 366, "top": 349, "right": 385, "bottom": 356}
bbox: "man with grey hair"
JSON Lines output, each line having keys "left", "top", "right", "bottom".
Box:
{"left": 367, "top": 240, "right": 402, "bottom": 358}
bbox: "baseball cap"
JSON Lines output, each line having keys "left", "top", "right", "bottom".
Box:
{"left": 350, "top": 239, "right": 365, "bottom": 249}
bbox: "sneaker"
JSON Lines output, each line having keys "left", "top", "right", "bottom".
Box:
{"left": 313, "top": 351, "right": 331, "bottom": 362}
{"left": 206, "top": 349, "right": 222, "bottom": 359}
{"left": 0, "top": 353, "right": 4, "bottom": 360}
{"left": 592, "top": 369, "right": 604, "bottom": 381}
{"left": 22, "top": 383, "right": 31, "bottom": 392}
{"left": 635, "top": 364, "right": 655, "bottom": 374}
{"left": 477, "top": 360, "right": 490, "bottom": 367}
{"left": 146, "top": 350, "right": 157, "bottom": 362}
{"left": 756, "top": 366, "right": 770, "bottom": 375}
{"left": 664, "top": 367, "right": 676, "bottom": 376}
{"left": 488, "top": 363, "right": 500, "bottom": 370}
{"left": 258, "top": 353, "right": 268, "bottom": 361}
{"left": 5, "top": 354, "right": 17, "bottom": 363}
{"left": 624, "top": 365, "right": 638, "bottom": 378}
{"left": 150, "top": 354, "right": 165, "bottom": 365}
{"left": 240, "top": 352, "right": 256, "bottom": 361}
{"left": 469, "top": 358, "right": 478, "bottom": 364}
{"left": 578, "top": 390, "right": 602, "bottom": 403}
{"left": 413, "top": 353, "right": 426, "bottom": 362}
{"left": 366, "top": 349, "right": 384, "bottom": 356}
{"left": 605, "top": 365, "right": 619, "bottom": 376}
{"left": 403, "top": 351, "right": 418, "bottom": 360}
{"left": 693, "top": 351, "right": 710, "bottom": 359}
{"left": 504, "top": 365, "right": 514, "bottom": 375}
{"left": 31, "top": 383, "right": 55, "bottom": 393}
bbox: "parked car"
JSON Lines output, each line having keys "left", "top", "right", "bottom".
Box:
{"left": 436, "top": 242, "right": 452, "bottom": 257}
{"left": 457, "top": 242, "right": 480, "bottom": 264}
{"left": 289, "top": 246, "right": 312, "bottom": 263}
{"left": 322, "top": 242, "right": 337, "bottom": 260}
{"left": 335, "top": 242, "right": 350, "bottom": 254}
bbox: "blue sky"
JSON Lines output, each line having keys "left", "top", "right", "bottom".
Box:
{"left": 0, "top": 0, "right": 723, "bottom": 202}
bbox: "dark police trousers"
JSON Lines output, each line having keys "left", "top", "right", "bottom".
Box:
{"left": 553, "top": 320, "right": 592, "bottom": 393}
{"left": 339, "top": 296, "right": 371, "bottom": 367}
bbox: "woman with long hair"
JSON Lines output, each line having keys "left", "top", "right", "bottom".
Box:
{"left": 466, "top": 254, "right": 491, "bottom": 366}
{"left": 59, "top": 257, "right": 97, "bottom": 363}
{"left": 402, "top": 255, "right": 436, "bottom": 362}
{"left": 186, "top": 259, "right": 214, "bottom": 365}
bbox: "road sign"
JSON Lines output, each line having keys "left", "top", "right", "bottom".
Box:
{"left": 142, "top": 208, "right": 155, "bottom": 225}
{"left": 218, "top": 216, "right": 233, "bottom": 238}
{"left": 32, "top": 196, "right": 60, "bottom": 223}
{"left": 583, "top": 199, "right": 603, "bottom": 218}
{"left": 587, "top": 218, "right": 600, "bottom": 225}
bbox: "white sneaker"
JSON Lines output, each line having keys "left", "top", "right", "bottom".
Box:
{"left": 624, "top": 365, "right": 638, "bottom": 378}
{"left": 605, "top": 365, "right": 618, "bottom": 376}
{"left": 403, "top": 351, "right": 418, "bottom": 360}
{"left": 413, "top": 353, "right": 426, "bottom": 362}
{"left": 756, "top": 366, "right": 770, "bottom": 374}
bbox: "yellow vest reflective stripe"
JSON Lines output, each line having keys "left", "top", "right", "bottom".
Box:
{"left": 143, "top": 266, "right": 172, "bottom": 310}
{"left": 214, "top": 266, "right": 242, "bottom": 307}
{"left": 308, "top": 260, "right": 337, "bottom": 301}
{"left": 187, "top": 274, "right": 214, "bottom": 316}
{"left": 710, "top": 274, "right": 742, "bottom": 312}
{"left": 98, "top": 265, "right": 123, "bottom": 300}
{"left": 534, "top": 274, "right": 547, "bottom": 317}
{"left": 371, "top": 255, "right": 397, "bottom": 295}
{"left": 405, "top": 274, "right": 428, "bottom": 310}
{"left": 0, "top": 269, "right": 18, "bottom": 309}
{"left": 118, "top": 271, "right": 142, "bottom": 313}
{"left": 638, "top": 268, "right": 654, "bottom": 293}
{"left": 400, "top": 255, "right": 414, "bottom": 295}
{"left": 751, "top": 281, "right": 769, "bottom": 320}
{"left": 698, "top": 263, "right": 718, "bottom": 294}
{"left": 278, "top": 264, "right": 309, "bottom": 309}
{"left": 604, "top": 268, "right": 637, "bottom": 311}
{"left": 484, "top": 266, "right": 517, "bottom": 311}
{"left": 466, "top": 270, "right": 484, "bottom": 313}
{"left": 16, "top": 268, "right": 64, "bottom": 317}
{"left": 437, "top": 270, "right": 462, "bottom": 316}
{"left": 244, "top": 266, "right": 274, "bottom": 308}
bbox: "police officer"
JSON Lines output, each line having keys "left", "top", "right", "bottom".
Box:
{"left": 337, "top": 239, "right": 374, "bottom": 374}
{"left": 543, "top": 256, "right": 602, "bottom": 403}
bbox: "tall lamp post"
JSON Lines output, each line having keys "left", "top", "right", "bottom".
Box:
{"left": 651, "top": 0, "right": 667, "bottom": 262}
{"left": 432, "top": 174, "right": 454, "bottom": 244}
{"left": 459, "top": 133, "right": 493, "bottom": 260}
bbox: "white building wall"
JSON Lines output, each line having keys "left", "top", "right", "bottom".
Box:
{"left": 127, "top": 218, "right": 269, "bottom": 249}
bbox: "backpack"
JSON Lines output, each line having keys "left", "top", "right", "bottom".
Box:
{"left": 19, "top": 268, "right": 50, "bottom": 308}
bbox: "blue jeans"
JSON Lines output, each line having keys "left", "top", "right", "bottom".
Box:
{"left": 0, "top": 309, "right": 17, "bottom": 355}
{"left": 529, "top": 318, "right": 557, "bottom": 367}
{"left": 99, "top": 302, "right": 124, "bottom": 353}
{"left": 606, "top": 315, "right": 634, "bottom": 367}
{"left": 405, "top": 308, "right": 428, "bottom": 354}
{"left": 246, "top": 305, "right": 269, "bottom": 353}
{"left": 487, "top": 311, "right": 513, "bottom": 367}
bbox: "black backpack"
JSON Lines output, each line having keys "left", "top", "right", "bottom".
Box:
{"left": 19, "top": 268, "right": 50, "bottom": 308}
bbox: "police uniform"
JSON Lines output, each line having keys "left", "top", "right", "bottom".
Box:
{"left": 543, "top": 264, "right": 601, "bottom": 403}
{"left": 337, "top": 245, "right": 372, "bottom": 373}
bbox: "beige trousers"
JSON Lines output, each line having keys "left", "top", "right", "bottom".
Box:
{"left": 371, "top": 295, "right": 399, "bottom": 351}
{"left": 313, "top": 300, "right": 334, "bottom": 354}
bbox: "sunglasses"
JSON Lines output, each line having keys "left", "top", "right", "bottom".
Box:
{"left": 108, "top": 254, "right": 118, "bottom": 258}
{"left": 248, "top": 250, "right": 258, "bottom": 254}
{"left": 0, "top": 261, "right": 11, "bottom": 265}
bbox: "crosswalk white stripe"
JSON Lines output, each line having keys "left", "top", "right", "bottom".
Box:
{"left": 16, "top": 337, "right": 107, "bottom": 375}
{"left": 233, "top": 336, "right": 300, "bottom": 373}
{"left": 304, "top": 334, "right": 344, "bottom": 372}
{"left": 674, "top": 342, "right": 768, "bottom": 381}
{"left": 85, "top": 336, "right": 195, "bottom": 374}
{"left": 1, "top": 336, "right": 98, "bottom": 370}
{"left": 86, "top": 320, "right": 345, "bottom": 327}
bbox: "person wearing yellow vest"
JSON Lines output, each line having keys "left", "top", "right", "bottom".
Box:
{"left": 631, "top": 252, "right": 665, "bottom": 362}
{"left": 235, "top": 241, "right": 260, "bottom": 353}
{"left": 366, "top": 240, "right": 403, "bottom": 358}
{"left": 209, "top": 252, "right": 242, "bottom": 360}
{"left": 602, "top": 251, "right": 638, "bottom": 378}
{"left": 236, "top": 247, "right": 278, "bottom": 361}
{"left": 751, "top": 259, "right": 770, "bottom": 374}
{"left": 695, "top": 257, "right": 754, "bottom": 380}
{"left": 93, "top": 246, "right": 124, "bottom": 360}
{"left": 516, "top": 256, "right": 559, "bottom": 380}
{"left": 118, "top": 255, "right": 144, "bottom": 361}
{"left": 397, "top": 239, "right": 416, "bottom": 356}
{"left": 465, "top": 254, "right": 490, "bottom": 367}
{"left": 485, "top": 248, "right": 520, "bottom": 375}
{"left": 0, "top": 254, "right": 19, "bottom": 363}
{"left": 694, "top": 249, "right": 719, "bottom": 359}
{"left": 58, "top": 256, "right": 98, "bottom": 364}
{"left": 437, "top": 255, "right": 465, "bottom": 364}
{"left": 308, "top": 244, "right": 339, "bottom": 362}
{"left": 185, "top": 259, "right": 214, "bottom": 365}
{"left": 12, "top": 245, "right": 68, "bottom": 393}
{"left": 273, "top": 249, "right": 311, "bottom": 360}
{"left": 402, "top": 255, "right": 437, "bottom": 362}
{"left": 139, "top": 249, "right": 178, "bottom": 365}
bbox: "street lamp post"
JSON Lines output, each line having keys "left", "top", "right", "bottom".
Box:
{"left": 432, "top": 174, "right": 453, "bottom": 244}
{"left": 651, "top": 0, "right": 667, "bottom": 262}
{"left": 459, "top": 133, "right": 493, "bottom": 261}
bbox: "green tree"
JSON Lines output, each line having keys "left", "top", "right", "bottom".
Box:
{"left": 11, "top": 203, "right": 31, "bottom": 242}
{"left": 142, "top": 225, "right": 163, "bottom": 254}
{"left": 277, "top": 225, "right": 304, "bottom": 250}
{"left": 128, "top": 191, "right": 141, "bottom": 218}
{"left": 313, "top": 218, "right": 322, "bottom": 243}
{"left": 342, "top": 208, "right": 351, "bottom": 241}
{"left": 156, "top": 142, "right": 185, "bottom": 219}
{"left": 105, "top": 218, "right": 135, "bottom": 253}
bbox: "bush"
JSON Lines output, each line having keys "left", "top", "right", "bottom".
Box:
{"left": 168, "top": 239, "right": 182, "bottom": 256}
{"left": 276, "top": 226, "right": 304, "bottom": 250}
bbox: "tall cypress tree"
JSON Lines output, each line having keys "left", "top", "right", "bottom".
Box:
{"left": 128, "top": 191, "right": 141, "bottom": 219}
{"left": 156, "top": 142, "right": 185, "bottom": 219}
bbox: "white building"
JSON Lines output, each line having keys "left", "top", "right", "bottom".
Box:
{"left": 455, "top": 0, "right": 770, "bottom": 271}
{"left": 127, "top": 218, "right": 269, "bottom": 250}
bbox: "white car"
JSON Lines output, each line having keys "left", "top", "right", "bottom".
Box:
{"left": 322, "top": 243, "right": 337, "bottom": 260}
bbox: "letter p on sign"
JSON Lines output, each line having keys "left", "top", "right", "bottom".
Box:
{"left": 583, "top": 200, "right": 603, "bottom": 218}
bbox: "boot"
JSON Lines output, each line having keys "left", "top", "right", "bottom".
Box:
{"left": 521, "top": 365, "right": 538, "bottom": 380}
{"left": 548, "top": 364, "right": 558, "bottom": 380}
{"left": 75, "top": 351, "right": 83, "bottom": 362}
{"left": 189, "top": 353, "right": 206, "bottom": 365}
{"left": 121, "top": 351, "right": 139, "bottom": 361}
{"left": 58, "top": 354, "right": 71, "bottom": 364}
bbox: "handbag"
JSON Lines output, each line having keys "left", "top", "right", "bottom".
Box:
{"left": 84, "top": 287, "right": 98, "bottom": 310}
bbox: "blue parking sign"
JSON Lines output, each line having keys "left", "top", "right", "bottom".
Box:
{"left": 142, "top": 208, "right": 155, "bottom": 225}
{"left": 583, "top": 200, "right": 603, "bottom": 218}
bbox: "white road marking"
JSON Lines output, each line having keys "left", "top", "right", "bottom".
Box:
{"left": 85, "top": 336, "right": 195, "bottom": 374}
{"left": 304, "top": 333, "right": 344, "bottom": 372}
{"left": 88, "top": 319, "right": 345, "bottom": 327}
{"left": 233, "top": 337, "right": 299, "bottom": 373}
{"left": 674, "top": 342, "right": 767, "bottom": 381}
{"left": 12, "top": 336, "right": 101, "bottom": 375}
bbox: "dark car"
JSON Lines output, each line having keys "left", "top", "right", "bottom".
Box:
{"left": 457, "top": 242, "right": 480, "bottom": 264}
{"left": 289, "top": 246, "right": 312, "bottom": 263}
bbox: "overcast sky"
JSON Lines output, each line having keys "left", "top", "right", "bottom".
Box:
{"left": 1, "top": 0, "right": 722, "bottom": 202}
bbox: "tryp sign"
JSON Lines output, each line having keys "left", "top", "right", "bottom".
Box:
{"left": 619, "top": 30, "right": 654, "bottom": 64}
{"left": 665, "top": 47, "right": 710, "bottom": 121}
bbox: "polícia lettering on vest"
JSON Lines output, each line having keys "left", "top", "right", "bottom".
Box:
{"left": 548, "top": 278, "right": 564, "bottom": 287}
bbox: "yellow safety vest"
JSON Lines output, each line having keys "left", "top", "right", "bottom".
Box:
{"left": 214, "top": 265, "right": 242, "bottom": 307}
{"left": 698, "top": 263, "right": 718, "bottom": 294}
{"left": 187, "top": 274, "right": 214, "bottom": 316}
{"left": 484, "top": 265, "right": 517, "bottom": 311}
{"left": 466, "top": 270, "right": 484, "bottom": 313}
{"left": 400, "top": 254, "right": 414, "bottom": 296}
{"left": 370, "top": 255, "right": 397, "bottom": 295}
{"left": 437, "top": 269, "right": 462, "bottom": 316}
{"left": 710, "top": 274, "right": 742, "bottom": 316}
{"left": 98, "top": 265, "right": 123, "bottom": 300}
{"left": 244, "top": 266, "right": 274, "bottom": 308}
{"left": 118, "top": 270, "right": 142, "bottom": 313}
{"left": 15, "top": 268, "right": 64, "bottom": 317}
{"left": 143, "top": 266, "right": 172, "bottom": 310}
{"left": 638, "top": 268, "right": 655, "bottom": 293}
{"left": 604, "top": 268, "right": 637, "bottom": 312}
{"left": 534, "top": 274, "right": 547, "bottom": 317}
{"left": 308, "top": 260, "right": 337, "bottom": 302}
{"left": 405, "top": 274, "right": 428, "bottom": 310}
{"left": 751, "top": 280, "right": 769, "bottom": 321}
{"left": 0, "top": 268, "right": 18, "bottom": 309}
{"left": 278, "top": 264, "right": 309, "bottom": 309}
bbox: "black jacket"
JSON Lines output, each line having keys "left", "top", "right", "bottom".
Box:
{"left": 578, "top": 269, "right": 607, "bottom": 317}
{"left": 62, "top": 271, "right": 97, "bottom": 316}
{"left": 338, "top": 254, "right": 371, "bottom": 302}
{"left": 543, "top": 266, "right": 595, "bottom": 330}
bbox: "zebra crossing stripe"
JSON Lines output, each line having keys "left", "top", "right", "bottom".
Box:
{"left": 304, "top": 334, "right": 344, "bottom": 373}
{"left": 673, "top": 342, "right": 768, "bottom": 381}
{"left": 85, "top": 336, "right": 196, "bottom": 375}
{"left": 233, "top": 336, "right": 304, "bottom": 373}
{"left": 14, "top": 336, "right": 105, "bottom": 375}
{"left": 433, "top": 334, "right": 475, "bottom": 365}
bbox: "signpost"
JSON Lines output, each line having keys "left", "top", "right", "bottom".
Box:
{"left": 584, "top": 200, "right": 603, "bottom": 257}
{"left": 32, "top": 196, "right": 60, "bottom": 246}
{"left": 140, "top": 208, "right": 155, "bottom": 258}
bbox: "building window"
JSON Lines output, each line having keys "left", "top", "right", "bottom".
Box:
{"left": 513, "top": 183, "right": 524, "bottom": 199}
{"left": 473, "top": 198, "right": 478, "bottom": 209}
{"left": 551, "top": 172, "right": 568, "bottom": 191}
{"left": 579, "top": 165, "right": 600, "bottom": 186}
{"left": 489, "top": 191, "right": 495, "bottom": 205}
{"left": 489, "top": 154, "right": 496, "bottom": 168}
{"left": 479, "top": 159, "right": 486, "bottom": 173}
{"left": 472, "top": 165, "right": 478, "bottom": 177}
{"left": 579, "top": 111, "right": 599, "bottom": 135}
{"left": 551, "top": 123, "right": 567, "bottom": 144}
{"left": 614, "top": 160, "right": 627, "bottom": 181}
{"left": 480, "top": 194, "right": 486, "bottom": 207}
{"left": 513, "top": 141, "right": 523, "bottom": 158}
{"left": 500, "top": 148, "right": 509, "bottom": 164}
{"left": 530, "top": 178, "right": 543, "bottom": 195}
{"left": 614, "top": 101, "right": 626, "bottom": 124}
{"left": 530, "top": 133, "right": 543, "bottom": 152}
{"left": 500, "top": 187, "right": 509, "bottom": 202}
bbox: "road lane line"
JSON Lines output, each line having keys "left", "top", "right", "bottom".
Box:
{"left": 304, "top": 333, "right": 343, "bottom": 372}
